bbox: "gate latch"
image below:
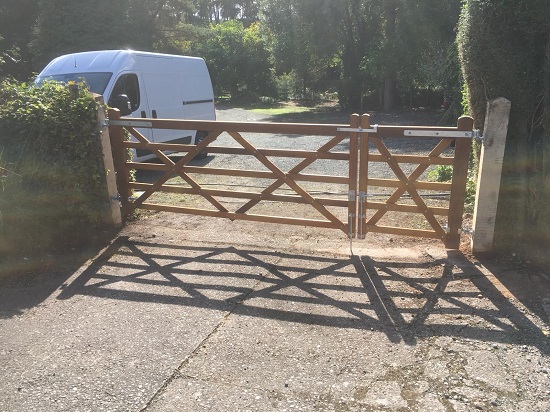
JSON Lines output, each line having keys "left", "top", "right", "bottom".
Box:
{"left": 337, "top": 125, "right": 378, "bottom": 134}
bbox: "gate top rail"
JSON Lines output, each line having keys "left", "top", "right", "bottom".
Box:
{"left": 107, "top": 118, "right": 347, "bottom": 136}
{"left": 107, "top": 117, "right": 475, "bottom": 138}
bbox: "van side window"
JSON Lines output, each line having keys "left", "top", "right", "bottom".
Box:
{"left": 111, "top": 74, "right": 140, "bottom": 112}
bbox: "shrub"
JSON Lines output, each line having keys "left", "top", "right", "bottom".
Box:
{"left": 457, "top": 1, "right": 550, "bottom": 249}
{"left": 427, "top": 165, "right": 453, "bottom": 182}
{"left": 427, "top": 164, "right": 477, "bottom": 213}
{"left": 0, "top": 79, "right": 108, "bottom": 255}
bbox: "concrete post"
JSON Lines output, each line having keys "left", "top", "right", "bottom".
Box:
{"left": 95, "top": 95, "right": 122, "bottom": 228}
{"left": 471, "top": 97, "right": 511, "bottom": 254}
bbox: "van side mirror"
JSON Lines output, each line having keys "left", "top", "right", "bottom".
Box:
{"left": 109, "top": 94, "right": 132, "bottom": 116}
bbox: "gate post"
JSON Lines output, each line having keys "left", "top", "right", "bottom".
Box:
{"left": 358, "top": 114, "right": 371, "bottom": 239}
{"left": 445, "top": 116, "right": 474, "bottom": 249}
{"left": 348, "top": 114, "right": 359, "bottom": 238}
{"left": 107, "top": 108, "right": 132, "bottom": 218}
{"left": 471, "top": 98, "right": 511, "bottom": 254}
{"left": 96, "top": 96, "right": 122, "bottom": 227}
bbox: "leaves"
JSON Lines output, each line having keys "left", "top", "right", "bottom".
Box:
{"left": 0, "top": 79, "right": 108, "bottom": 254}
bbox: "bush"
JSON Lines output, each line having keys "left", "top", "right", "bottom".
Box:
{"left": 457, "top": 1, "right": 550, "bottom": 250}
{"left": 427, "top": 165, "right": 453, "bottom": 182}
{"left": 0, "top": 79, "right": 108, "bottom": 255}
{"left": 427, "top": 165, "right": 477, "bottom": 213}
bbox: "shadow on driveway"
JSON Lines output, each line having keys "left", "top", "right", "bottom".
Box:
{"left": 53, "top": 236, "right": 549, "bottom": 354}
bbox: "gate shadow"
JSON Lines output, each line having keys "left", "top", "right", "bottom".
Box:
{"left": 56, "top": 236, "right": 549, "bottom": 353}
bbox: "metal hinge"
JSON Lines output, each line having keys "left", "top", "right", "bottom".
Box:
{"left": 472, "top": 129, "right": 484, "bottom": 143}
{"left": 107, "top": 119, "right": 153, "bottom": 128}
{"left": 404, "top": 130, "right": 477, "bottom": 138}
{"left": 443, "top": 224, "right": 474, "bottom": 236}
{"left": 111, "top": 193, "right": 140, "bottom": 203}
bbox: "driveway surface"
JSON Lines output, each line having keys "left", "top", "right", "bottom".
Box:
{"left": 1, "top": 213, "right": 549, "bottom": 412}
{"left": 1, "top": 106, "right": 549, "bottom": 411}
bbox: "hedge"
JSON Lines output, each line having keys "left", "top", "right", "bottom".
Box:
{"left": 0, "top": 79, "right": 109, "bottom": 255}
{"left": 457, "top": 0, "right": 550, "bottom": 252}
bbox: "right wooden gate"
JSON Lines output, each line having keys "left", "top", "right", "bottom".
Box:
{"left": 351, "top": 114, "right": 474, "bottom": 249}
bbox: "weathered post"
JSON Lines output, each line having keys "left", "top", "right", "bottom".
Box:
{"left": 471, "top": 98, "right": 511, "bottom": 254}
{"left": 95, "top": 96, "right": 122, "bottom": 228}
{"left": 107, "top": 108, "right": 132, "bottom": 218}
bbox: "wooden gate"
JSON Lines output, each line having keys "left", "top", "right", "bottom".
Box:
{"left": 107, "top": 109, "right": 474, "bottom": 249}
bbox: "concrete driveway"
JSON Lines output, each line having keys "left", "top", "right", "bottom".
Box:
{"left": 1, "top": 212, "right": 549, "bottom": 412}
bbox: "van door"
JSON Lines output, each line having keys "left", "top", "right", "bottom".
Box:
{"left": 107, "top": 72, "right": 153, "bottom": 159}
{"left": 137, "top": 55, "right": 194, "bottom": 145}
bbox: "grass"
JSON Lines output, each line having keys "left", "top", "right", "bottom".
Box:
{"left": 249, "top": 105, "right": 313, "bottom": 116}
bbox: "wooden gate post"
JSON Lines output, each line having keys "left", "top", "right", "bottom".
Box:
{"left": 446, "top": 116, "right": 474, "bottom": 249}
{"left": 107, "top": 108, "right": 132, "bottom": 218}
{"left": 471, "top": 98, "right": 511, "bottom": 254}
{"left": 95, "top": 96, "right": 122, "bottom": 228}
{"left": 348, "top": 114, "right": 359, "bottom": 238}
{"left": 358, "top": 114, "right": 370, "bottom": 239}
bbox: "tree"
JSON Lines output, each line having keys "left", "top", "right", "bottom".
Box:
{"left": 458, "top": 0, "right": 550, "bottom": 252}
{"left": 0, "top": 0, "right": 39, "bottom": 80}
{"left": 195, "top": 20, "right": 274, "bottom": 101}
{"left": 263, "top": 0, "right": 328, "bottom": 99}
{"left": 193, "top": 0, "right": 260, "bottom": 25}
{"left": 318, "top": 0, "right": 383, "bottom": 110}
{"left": 381, "top": 0, "right": 462, "bottom": 110}
{"left": 31, "top": 0, "right": 132, "bottom": 70}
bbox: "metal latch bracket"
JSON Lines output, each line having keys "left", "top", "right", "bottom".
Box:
{"left": 337, "top": 125, "right": 378, "bottom": 134}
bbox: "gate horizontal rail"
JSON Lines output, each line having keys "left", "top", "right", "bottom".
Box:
{"left": 107, "top": 109, "right": 474, "bottom": 248}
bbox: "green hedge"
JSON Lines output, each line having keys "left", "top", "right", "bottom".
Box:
{"left": 457, "top": 0, "right": 550, "bottom": 251}
{"left": 0, "top": 80, "right": 109, "bottom": 255}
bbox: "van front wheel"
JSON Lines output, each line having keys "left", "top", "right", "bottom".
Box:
{"left": 194, "top": 131, "right": 209, "bottom": 160}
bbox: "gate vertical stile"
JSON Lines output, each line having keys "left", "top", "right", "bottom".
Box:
{"left": 445, "top": 116, "right": 474, "bottom": 249}
{"left": 107, "top": 108, "right": 132, "bottom": 217}
{"left": 348, "top": 114, "right": 360, "bottom": 239}
{"left": 358, "top": 114, "right": 371, "bottom": 239}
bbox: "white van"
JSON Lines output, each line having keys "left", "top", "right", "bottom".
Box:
{"left": 36, "top": 50, "right": 216, "bottom": 160}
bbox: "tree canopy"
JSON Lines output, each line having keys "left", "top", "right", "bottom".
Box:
{"left": 0, "top": 0, "right": 462, "bottom": 110}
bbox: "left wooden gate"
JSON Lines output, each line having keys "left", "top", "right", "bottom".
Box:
{"left": 107, "top": 109, "right": 359, "bottom": 238}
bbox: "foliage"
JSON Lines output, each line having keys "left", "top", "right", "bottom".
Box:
{"left": 263, "top": 0, "right": 462, "bottom": 110}
{"left": 427, "top": 165, "right": 453, "bottom": 182}
{"left": 426, "top": 163, "right": 477, "bottom": 213}
{"left": 0, "top": 0, "right": 38, "bottom": 80}
{"left": 463, "top": 174, "right": 477, "bottom": 214}
{"left": 0, "top": 79, "right": 108, "bottom": 255}
{"left": 263, "top": 0, "right": 329, "bottom": 100}
{"left": 457, "top": 0, "right": 550, "bottom": 250}
{"left": 30, "top": 0, "right": 134, "bottom": 69}
{"left": 1, "top": 0, "right": 464, "bottom": 111}
{"left": 193, "top": 20, "right": 275, "bottom": 102}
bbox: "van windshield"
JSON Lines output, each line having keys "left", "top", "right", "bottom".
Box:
{"left": 36, "top": 72, "right": 113, "bottom": 95}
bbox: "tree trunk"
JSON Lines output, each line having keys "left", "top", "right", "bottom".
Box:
{"left": 383, "top": 0, "right": 397, "bottom": 111}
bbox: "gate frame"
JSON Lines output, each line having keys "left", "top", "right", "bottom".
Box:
{"left": 106, "top": 109, "right": 474, "bottom": 249}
